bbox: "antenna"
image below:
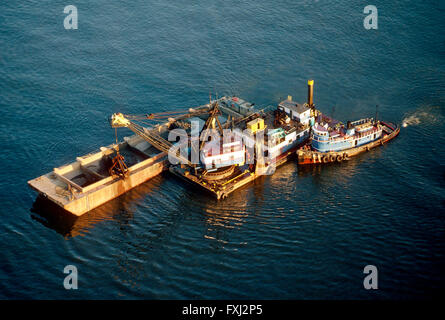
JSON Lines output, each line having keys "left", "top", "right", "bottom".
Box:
{"left": 375, "top": 105, "right": 379, "bottom": 124}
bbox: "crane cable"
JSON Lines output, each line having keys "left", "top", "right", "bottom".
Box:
{"left": 108, "top": 127, "right": 129, "bottom": 178}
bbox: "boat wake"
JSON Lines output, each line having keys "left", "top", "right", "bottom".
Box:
{"left": 402, "top": 114, "right": 421, "bottom": 127}
{"left": 402, "top": 106, "right": 443, "bottom": 127}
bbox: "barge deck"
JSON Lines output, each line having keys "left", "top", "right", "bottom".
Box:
{"left": 28, "top": 135, "right": 167, "bottom": 216}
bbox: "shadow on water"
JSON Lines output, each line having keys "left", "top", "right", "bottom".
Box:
{"left": 30, "top": 175, "right": 164, "bottom": 238}
{"left": 165, "top": 169, "right": 271, "bottom": 246}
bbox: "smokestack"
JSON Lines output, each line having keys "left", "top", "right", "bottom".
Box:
{"left": 307, "top": 79, "right": 314, "bottom": 106}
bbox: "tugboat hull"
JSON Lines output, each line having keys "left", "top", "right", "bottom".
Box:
{"left": 297, "top": 122, "right": 400, "bottom": 165}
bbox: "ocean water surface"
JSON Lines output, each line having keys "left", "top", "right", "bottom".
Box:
{"left": 0, "top": 1, "right": 444, "bottom": 299}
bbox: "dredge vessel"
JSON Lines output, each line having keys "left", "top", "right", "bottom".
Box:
{"left": 169, "top": 94, "right": 312, "bottom": 199}
{"left": 29, "top": 80, "right": 399, "bottom": 215}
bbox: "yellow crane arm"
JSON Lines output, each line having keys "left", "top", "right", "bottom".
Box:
{"left": 110, "top": 113, "right": 192, "bottom": 166}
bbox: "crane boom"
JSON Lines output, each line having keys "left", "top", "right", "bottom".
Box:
{"left": 110, "top": 113, "right": 192, "bottom": 166}
{"left": 109, "top": 101, "right": 242, "bottom": 168}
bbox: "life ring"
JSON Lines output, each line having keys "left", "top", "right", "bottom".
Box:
{"left": 336, "top": 155, "right": 342, "bottom": 162}
{"left": 329, "top": 155, "right": 335, "bottom": 162}
{"left": 343, "top": 153, "right": 348, "bottom": 160}
{"left": 323, "top": 156, "right": 329, "bottom": 163}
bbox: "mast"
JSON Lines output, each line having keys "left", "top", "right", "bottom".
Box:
{"left": 375, "top": 105, "right": 379, "bottom": 124}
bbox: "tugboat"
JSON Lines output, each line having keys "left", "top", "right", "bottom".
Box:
{"left": 297, "top": 97, "right": 400, "bottom": 165}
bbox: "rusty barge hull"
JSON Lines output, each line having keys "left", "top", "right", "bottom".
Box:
{"left": 28, "top": 135, "right": 167, "bottom": 216}
{"left": 297, "top": 121, "right": 400, "bottom": 165}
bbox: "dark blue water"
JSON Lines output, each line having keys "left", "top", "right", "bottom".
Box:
{"left": 1, "top": 1, "right": 444, "bottom": 299}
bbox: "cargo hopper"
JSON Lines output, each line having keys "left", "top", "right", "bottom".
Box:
{"left": 28, "top": 135, "right": 168, "bottom": 216}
